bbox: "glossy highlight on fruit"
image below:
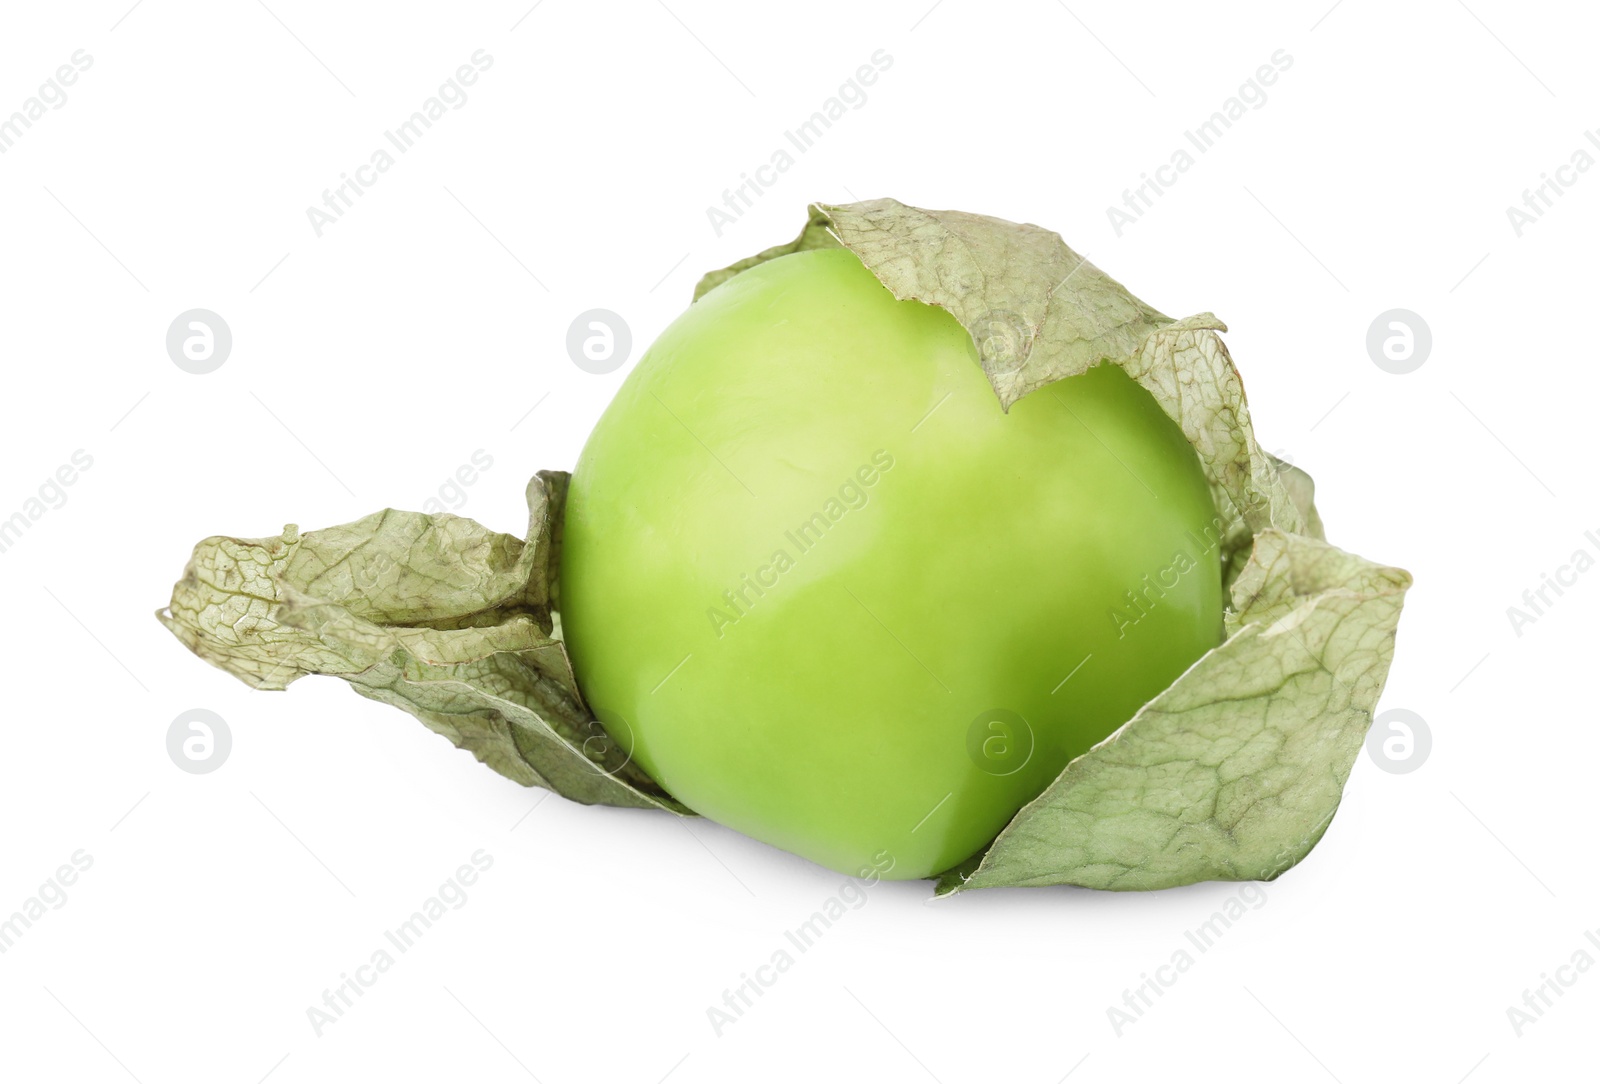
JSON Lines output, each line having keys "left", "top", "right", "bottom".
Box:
{"left": 559, "top": 247, "right": 1224, "bottom": 880}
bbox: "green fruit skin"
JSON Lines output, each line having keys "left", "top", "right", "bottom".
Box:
{"left": 560, "top": 248, "right": 1223, "bottom": 880}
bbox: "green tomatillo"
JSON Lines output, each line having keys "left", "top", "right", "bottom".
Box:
{"left": 559, "top": 247, "right": 1225, "bottom": 880}
{"left": 158, "top": 199, "right": 1410, "bottom": 896}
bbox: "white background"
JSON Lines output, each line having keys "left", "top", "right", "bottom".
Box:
{"left": 0, "top": 0, "right": 1594, "bottom": 1080}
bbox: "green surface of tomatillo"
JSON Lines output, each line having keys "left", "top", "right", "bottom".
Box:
{"left": 559, "top": 247, "right": 1224, "bottom": 880}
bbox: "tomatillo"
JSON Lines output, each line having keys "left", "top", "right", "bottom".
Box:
{"left": 559, "top": 247, "right": 1224, "bottom": 880}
